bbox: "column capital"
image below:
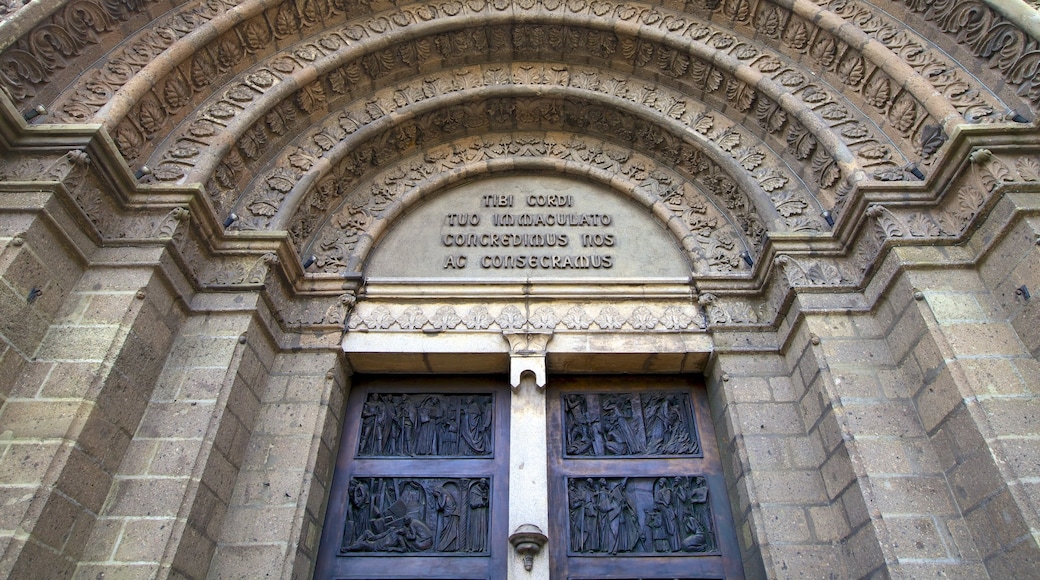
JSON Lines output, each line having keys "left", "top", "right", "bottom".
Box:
{"left": 503, "top": 330, "right": 553, "bottom": 390}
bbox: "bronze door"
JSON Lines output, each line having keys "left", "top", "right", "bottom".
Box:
{"left": 547, "top": 376, "right": 745, "bottom": 579}
{"left": 315, "top": 376, "right": 510, "bottom": 579}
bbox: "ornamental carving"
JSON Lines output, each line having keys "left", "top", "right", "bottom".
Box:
{"left": 567, "top": 476, "right": 716, "bottom": 555}
{"left": 297, "top": 133, "right": 757, "bottom": 276}
{"left": 894, "top": 0, "right": 1040, "bottom": 108}
{"left": 358, "top": 393, "right": 493, "bottom": 457}
{"left": 563, "top": 392, "right": 700, "bottom": 457}
{"left": 340, "top": 477, "right": 491, "bottom": 554}
{"left": 346, "top": 303, "right": 705, "bottom": 332}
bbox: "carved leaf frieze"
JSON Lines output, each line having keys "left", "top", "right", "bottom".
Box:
{"left": 346, "top": 303, "right": 704, "bottom": 333}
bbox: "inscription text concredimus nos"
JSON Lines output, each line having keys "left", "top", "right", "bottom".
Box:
{"left": 440, "top": 194, "right": 615, "bottom": 270}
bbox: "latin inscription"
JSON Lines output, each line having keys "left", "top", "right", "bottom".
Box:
{"left": 441, "top": 192, "right": 615, "bottom": 270}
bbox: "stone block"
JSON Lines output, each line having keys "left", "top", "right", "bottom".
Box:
{"left": 821, "top": 339, "right": 893, "bottom": 366}
{"left": 36, "top": 324, "right": 122, "bottom": 362}
{"left": 885, "top": 516, "right": 948, "bottom": 559}
{"left": 820, "top": 445, "right": 855, "bottom": 500}
{"left": 149, "top": 439, "right": 204, "bottom": 477}
{"left": 208, "top": 543, "right": 286, "bottom": 580}
{"left": 8, "top": 537, "right": 75, "bottom": 579}
{"left": 958, "top": 357, "right": 1032, "bottom": 396}
{"left": 808, "top": 502, "right": 849, "bottom": 542}
{"left": 759, "top": 505, "right": 811, "bottom": 544}
{"left": 983, "top": 535, "right": 1040, "bottom": 579}
{"left": 913, "top": 366, "right": 963, "bottom": 433}
{"left": 177, "top": 367, "right": 229, "bottom": 401}
{"left": 944, "top": 517, "right": 982, "bottom": 562}
{"left": 895, "top": 561, "right": 990, "bottom": 579}
{"left": 734, "top": 402, "right": 805, "bottom": 436}
{"left": 768, "top": 544, "right": 847, "bottom": 580}
{"left": 72, "top": 563, "right": 161, "bottom": 579}
{"left": 828, "top": 369, "right": 882, "bottom": 399}
{"left": 105, "top": 477, "right": 190, "bottom": 518}
{"left": 79, "top": 517, "right": 122, "bottom": 562}
{"left": 112, "top": 517, "right": 176, "bottom": 563}
{"left": 948, "top": 450, "right": 1005, "bottom": 512}
{"left": 885, "top": 308, "right": 925, "bottom": 363}
{"left": 31, "top": 490, "right": 84, "bottom": 551}
{"left": 0, "top": 441, "right": 62, "bottom": 484}
{"left": 0, "top": 399, "right": 82, "bottom": 439}
{"left": 201, "top": 450, "right": 239, "bottom": 504}
{"left": 136, "top": 401, "right": 215, "bottom": 440}
{"left": 170, "top": 523, "right": 216, "bottom": 580}
{"left": 924, "top": 292, "right": 987, "bottom": 323}
{"left": 872, "top": 475, "right": 956, "bottom": 516}
{"left": 942, "top": 323, "right": 1027, "bottom": 357}
{"left": 786, "top": 435, "right": 825, "bottom": 469}
{"left": 769, "top": 376, "right": 800, "bottom": 402}
{"left": 752, "top": 470, "right": 827, "bottom": 504}
{"left": 255, "top": 403, "right": 321, "bottom": 436}
{"left": 741, "top": 435, "right": 789, "bottom": 470}
{"left": 35, "top": 361, "right": 104, "bottom": 399}
{"left": 57, "top": 446, "right": 112, "bottom": 513}
{"left": 841, "top": 523, "right": 885, "bottom": 578}
{"left": 260, "top": 436, "right": 314, "bottom": 471}
{"left": 999, "top": 436, "right": 1040, "bottom": 479}
{"left": 855, "top": 437, "right": 915, "bottom": 475}
{"left": 219, "top": 506, "right": 298, "bottom": 544}
{"left": 843, "top": 400, "right": 925, "bottom": 438}
{"left": 980, "top": 398, "right": 1040, "bottom": 437}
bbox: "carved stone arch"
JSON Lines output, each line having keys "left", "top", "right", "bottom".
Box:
{"left": 294, "top": 133, "right": 754, "bottom": 275}
{"left": 223, "top": 84, "right": 820, "bottom": 233}
{"left": 136, "top": 1, "right": 926, "bottom": 189}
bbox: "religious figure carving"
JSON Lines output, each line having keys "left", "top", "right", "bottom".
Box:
{"left": 566, "top": 476, "right": 716, "bottom": 555}
{"left": 563, "top": 392, "right": 699, "bottom": 457}
{"left": 358, "top": 394, "right": 493, "bottom": 457}
{"left": 341, "top": 477, "right": 491, "bottom": 554}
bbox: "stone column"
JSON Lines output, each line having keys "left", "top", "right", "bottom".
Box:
{"left": 73, "top": 294, "right": 274, "bottom": 579}
{"left": 504, "top": 331, "right": 551, "bottom": 580}
{"left": 893, "top": 258, "right": 1040, "bottom": 575}
{"left": 0, "top": 248, "right": 182, "bottom": 577}
{"left": 209, "top": 348, "right": 348, "bottom": 579}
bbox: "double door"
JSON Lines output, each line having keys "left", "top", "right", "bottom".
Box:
{"left": 315, "top": 375, "right": 743, "bottom": 579}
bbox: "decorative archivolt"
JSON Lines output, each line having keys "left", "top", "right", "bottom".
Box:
{"left": 218, "top": 84, "right": 828, "bottom": 237}
{"left": 289, "top": 132, "right": 755, "bottom": 276}
{"left": 8, "top": 0, "right": 1018, "bottom": 141}
{"left": 3, "top": 0, "right": 1022, "bottom": 199}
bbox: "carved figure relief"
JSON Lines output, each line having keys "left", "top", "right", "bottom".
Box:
{"left": 566, "top": 476, "right": 716, "bottom": 555}
{"left": 357, "top": 394, "right": 493, "bottom": 457}
{"left": 563, "top": 392, "right": 700, "bottom": 457}
{"left": 340, "top": 477, "right": 491, "bottom": 555}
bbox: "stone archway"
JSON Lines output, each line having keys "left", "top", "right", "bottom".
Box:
{"left": 2, "top": 0, "right": 1040, "bottom": 576}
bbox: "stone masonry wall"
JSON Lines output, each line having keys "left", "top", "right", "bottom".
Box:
{"left": 0, "top": 211, "right": 185, "bottom": 576}
{"left": 209, "top": 350, "right": 347, "bottom": 579}
{"left": 74, "top": 293, "right": 278, "bottom": 578}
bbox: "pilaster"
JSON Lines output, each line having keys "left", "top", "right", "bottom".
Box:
{"left": 892, "top": 257, "right": 1040, "bottom": 576}
{"left": 0, "top": 247, "right": 183, "bottom": 577}
{"left": 73, "top": 294, "right": 275, "bottom": 579}
{"left": 209, "top": 348, "right": 347, "bottom": 579}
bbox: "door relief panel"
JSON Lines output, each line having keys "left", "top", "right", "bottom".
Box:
{"left": 567, "top": 476, "right": 717, "bottom": 555}
{"left": 564, "top": 392, "right": 701, "bottom": 457}
{"left": 340, "top": 477, "right": 491, "bottom": 554}
{"left": 357, "top": 394, "right": 494, "bottom": 458}
{"left": 549, "top": 376, "right": 744, "bottom": 580}
{"left": 317, "top": 377, "right": 509, "bottom": 579}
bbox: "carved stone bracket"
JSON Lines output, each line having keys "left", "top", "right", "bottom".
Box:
{"left": 503, "top": 330, "right": 553, "bottom": 390}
